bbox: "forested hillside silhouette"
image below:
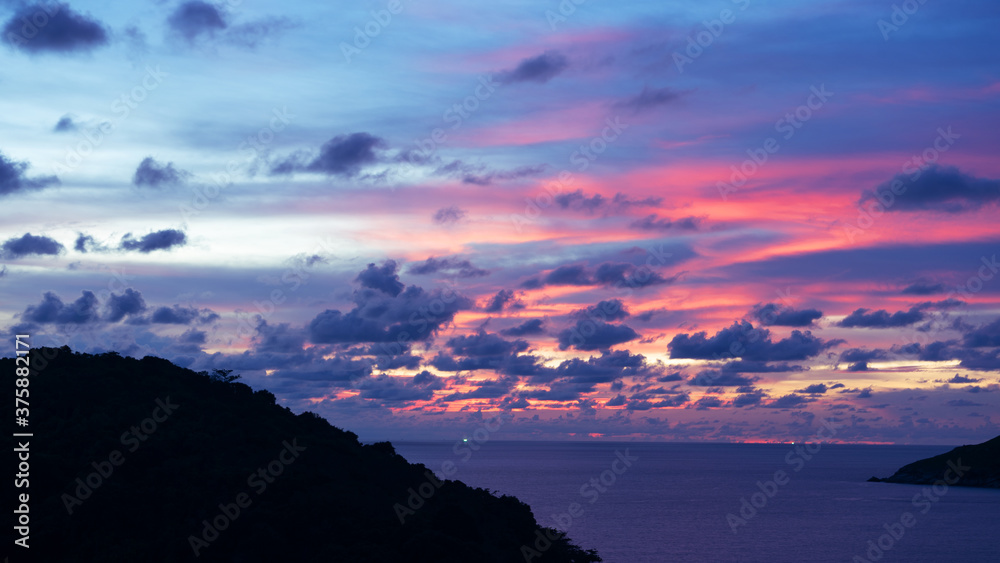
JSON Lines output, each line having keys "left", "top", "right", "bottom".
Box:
{"left": 2, "top": 347, "right": 600, "bottom": 562}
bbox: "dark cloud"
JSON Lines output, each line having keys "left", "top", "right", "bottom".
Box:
{"left": 357, "top": 374, "right": 440, "bottom": 403}
{"left": 22, "top": 290, "right": 98, "bottom": 324}
{"left": 656, "top": 372, "right": 683, "bottom": 382}
{"left": 132, "top": 157, "right": 188, "bottom": 188}
{"left": 615, "top": 86, "right": 685, "bottom": 112}
{"left": 119, "top": 229, "right": 187, "bottom": 253}
{"left": 500, "top": 319, "right": 545, "bottom": 337}
{"left": 557, "top": 319, "right": 639, "bottom": 351}
{"left": 796, "top": 383, "right": 828, "bottom": 394}
{"left": 860, "top": 165, "right": 1000, "bottom": 213}
{"left": 168, "top": 1, "right": 227, "bottom": 42}
{"left": 606, "top": 394, "right": 626, "bottom": 407}
{"left": 0, "top": 151, "right": 59, "bottom": 196}
{"left": 668, "top": 321, "right": 837, "bottom": 362}
{"left": 962, "top": 318, "right": 1000, "bottom": 348}
{"left": 252, "top": 320, "right": 307, "bottom": 354}
{"left": 104, "top": 289, "right": 146, "bottom": 322}
{"left": 732, "top": 391, "right": 766, "bottom": 408}
{"left": 628, "top": 214, "right": 699, "bottom": 231}
{"left": 356, "top": 261, "right": 404, "bottom": 297}
{"left": 2, "top": 2, "right": 108, "bottom": 53}
{"left": 750, "top": 303, "right": 823, "bottom": 327}
{"left": 150, "top": 305, "right": 218, "bottom": 325}
{"left": 946, "top": 374, "right": 982, "bottom": 384}
{"left": 408, "top": 257, "right": 488, "bottom": 279}
{"left": 522, "top": 261, "right": 678, "bottom": 290}
{"left": 446, "top": 330, "right": 529, "bottom": 358}
{"left": 440, "top": 378, "right": 515, "bottom": 402}
{"left": 308, "top": 266, "right": 473, "bottom": 345}
{"left": 432, "top": 206, "right": 466, "bottom": 225}
{"left": 839, "top": 348, "right": 889, "bottom": 363}
{"left": 838, "top": 306, "right": 925, "bottom": 328}
{"left": 484, "top": 289, "right": 520, "bottom": 313}
{"left": 1, "top": 233, "right": 64, "bottom": 258}
{"left": 901, "top": 281, "right": 946, "bottom": 295}
{"left": 271, "top": 133, "right": 387, "bottom": 177}
{"left": 554, "top": 190, "right": 662, "bottom": 214}
{"left": 53, "top": 114, "right": 77, "bottom": 132}
{"left": 74, "top": 233, "right": 97, "bottom": 253}
{"left": 579, "top": 299, "right": 630, "bottom": 322}
{"left": 497, "top": 51, "right": 568, "bottom": 84}
{"left": 946, "top": 399, "right": 983, "bottom": 408}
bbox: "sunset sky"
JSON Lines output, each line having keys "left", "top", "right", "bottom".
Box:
{"left": 2, "top": 0, "right": 999, "bottom": 444}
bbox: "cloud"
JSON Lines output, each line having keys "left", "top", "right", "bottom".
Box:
{"left": 168, "top": 1, "right": 227, "bottom": 42}
{"left": 500, "top": 319, "right": 545, "bottom": 337}
{"left": 839, "top": 348, "right": 889, "bottom": 363}
{"left": 628, "top": 214, "right": 699, "bottom": 231}
{"left": 132, "top": 157, "right": 188, "bottom": 188}
{"left": 271, "top": 133, "right": 387, "bottom": 177}
{"left": 946, "top": 399, "right": 983, "bottom": 407}
{"left": 554, "top": 190, "right": 662, "bottom": 214}
{"left": 688, "top": 372, "right": 758, "bottom": 386}
{"left": 901, "top": 281, "right": 946, "bottom": 295}
{"left": 53, "top": 114, "right": 77, "bottom": 132}
{"left": 0, "top": 151, "right": 59, "bottom": 196}
{"left": 2, "top": 2, "right": 108, "bottom": 53}
{"left": 522, "top": 261, "right": 679, "bottom": 290}
{"left": 796, "top": 383, "right": 828, "bottom": 394}
{"left": 21, "top": 290, "right": 99, "bottom": 324}
{"left": 436, "top": 160, "right": 547, "bottom": 186}
{"left": 732, "top": 391, "right": 766, "bottom": 408}
{"left": 838, "top": 306, "right": 925, "bottom": 328}
{"left": 119, "top": 229, "right": 187, "bottom": 253}
{"left": 308, "top": 265, "right": 473, "bottom": 345}
{"left": 946, "top": 374, "right": 982, "bottom": 384}
{"left": 432, "top": 206, "right": 466, "bottom": 225}
{"left": 860, "top": 165, "right": 1000, "bottom": 213}
{"left": 1, "top": 233, "right": 64, "bottom": 258}
{"left": 962, "top": 318, "right": 1000, "bottom": 348}
{"left": 356, "top": 261, "right": 405, "bottom": 297}
{"left": 446, "top": 330, "right": 529, "bottom": 358}
{"left": 149, "top": 305, "right": 218, "bottom": 325}
{"left": 579, "top": 299, "right": 630, "bottom": 322}
{"left": 750, "top": 303, "right": 823, "bottom": 327}
{"left": 668, "top": 321, "right": 837, "bottom": 362}
{"left": 556, "top": 319, "right": 639, "bottom": 351}
{"left": 104, "top": 289, "right": 146, "bottom": 322}
{"left": 497, "top": 51, "right": 568, "bottom": 84}
{"left": 74, "top": 233, "right": 99, "bottom": 253}
{"left": 408, "top": 256, "right": 488, "bottom": 279}
{"left": 763, "top": 394, "right": 813, "bottom": 409}
{"left": 615, "top": 86, "right": 685, "bottom": 112}
{"left": 606, "top": 394, "right": 626, "bottom": 407}
{"left": 484, "top": 289, "right": 521, "bottom": 312}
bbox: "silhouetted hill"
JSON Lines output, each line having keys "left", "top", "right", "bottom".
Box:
{"left": 3, "top": 347, "right": 600, "bottom": 562}
{"left": 868, "top": 434, "right": 1000, "bottom": 488}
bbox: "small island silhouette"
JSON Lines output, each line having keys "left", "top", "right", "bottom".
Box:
{"left": 868, "top": 435, "right": 1000, "bottom": 488}
{"left": 4, "top": 347, "right": 601, "bottom": 562}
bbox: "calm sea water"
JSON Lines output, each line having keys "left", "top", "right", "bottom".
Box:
{"left": 392, "top": 441, "right": 1000, "bottom": 563}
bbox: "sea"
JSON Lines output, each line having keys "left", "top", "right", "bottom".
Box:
{"left": 392, "top": 441, "right": 1000, "bottom": 563}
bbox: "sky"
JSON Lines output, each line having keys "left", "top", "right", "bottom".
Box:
{"left": 2, "top": 0, "right": 999, "bottom": 444}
